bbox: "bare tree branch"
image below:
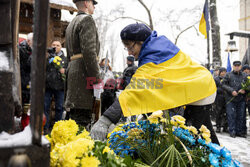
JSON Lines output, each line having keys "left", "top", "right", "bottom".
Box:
{"left": 175, "top": 21, "right": 199, "bottom": 45}
{"left": 109, "top": 16, "right": 151, "bottom": 28}
{"left": 137, "top": 0, "right": 154, "bottom": 30}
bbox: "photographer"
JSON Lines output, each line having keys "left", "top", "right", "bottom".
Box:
{"left": 44, "top": 41, "right": 68, "bottom": 134}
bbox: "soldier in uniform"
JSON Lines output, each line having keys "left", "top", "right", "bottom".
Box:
{"left": 64, "top": 0, "right": 100, "bottom": 129}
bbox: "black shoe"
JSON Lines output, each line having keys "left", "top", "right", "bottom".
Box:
{"left": 223, "top": 127, "right": 228, "bottom": 133}
{"left": 230, "top": 133, "right": 236, "bottom": 138}
{"left": 236, "top": 133, "right": 247, "bottom": 138}
{"left": 216, "top": 128, "right": 221, "bottom": 133}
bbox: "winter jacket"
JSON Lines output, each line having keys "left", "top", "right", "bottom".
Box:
{"left": 214, "top": 76, "right": 225, "bottom": 103}
{"left": 19, "top": 40, "right": 32, "bottom": 91}
{"left": 221, "top": 71, "right": 247, "bottom": 102}
{"left": 121, "top": 64, "right": 138, "bottom": 89}
{"left": 214, "top": 76, "right": 225, "bottom": 97}
{"left": 45, "top": 51, "right": 67, "bottom": 91}
{"left": 64, "top": 12, "right": 100, "bottom": 109}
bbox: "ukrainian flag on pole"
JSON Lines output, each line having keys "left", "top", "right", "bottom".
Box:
{"left": 199, "top": 0, "right": 210, "bottom": 39}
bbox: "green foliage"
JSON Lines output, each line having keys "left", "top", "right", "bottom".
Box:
{"left": 93, "top": 141, "right": 146, "bottom": 167}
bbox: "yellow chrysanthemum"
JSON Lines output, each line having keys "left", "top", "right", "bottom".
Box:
{"left": 148, "top": 117, "right": 159, "bottom": 124}
{"left": 51, "top": 119, "right": 79, "bottom": 145}
{"left": 188, "top": 126, "right": 198, "bottom": 135}
{"left": 202, "top": 132, "right": 211, "bottom": 139}
{"left": 62, "top": 138, "right": 95, "bottom": 167}
{"left": 150, "top": 110, "right": 163, "bottom": 118}
{"left": 54, "top": 56, "right": 62, "bottom": 61}
{"left": 103, "top": 146, "right": 111, "bottom": 154}
{"left": 57, "top": 62, "right": 60, "bottom": 66}
{"left": 248, "top": 76, "right": 250, "bottom": 79}
{"left": 50, "top": 143, "right": 65, "bottom": 167}
{"left": 179, "top": 124, "right": 188, "bottom": 129}
{"left": 172, "top": 115, "right": 186, "bottom": 125}
{"left": 53, "top": 59, "right": 57, "bottom": 63}
{"left": 160, "top": 118, "right": 167, "bottom": 123}
{"left": 81, "top": 155, "right": 100, "bottom": 167}
{"left": 199, "top": 125, "right": 210, "bottom": 134}
{"left": 170, "top": 120, "right": 178, "bottom": 127}
{"left": 205, "top": 138, "right": 211, "bottom": 143}
{"left": 74, "top": 129, "right": 91, "bottom": 141}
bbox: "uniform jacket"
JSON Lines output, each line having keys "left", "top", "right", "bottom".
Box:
{"left": 65, "top": 12, "right": 100, "bottom": 109}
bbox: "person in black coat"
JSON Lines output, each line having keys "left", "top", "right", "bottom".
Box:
{"left": 44, "top": 41, "right": 68, "bottom": 133}
{"left": 19, "top": 33, "right": 33, "bottom": 105}
{"left": 121, "top": 56, "right": 138, "bottom": 90}
{"left": 214, "top": 67, "right": 227, "bottom": 133}
{"left": 221, "top": 61, "right": 247, "bottom": 138}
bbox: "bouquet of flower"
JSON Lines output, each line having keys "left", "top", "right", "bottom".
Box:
{"left": 49, "top": 56, "right": 66, "bottom": 81}
{"left": 46, "top": 120, "right": 142, "bottom": 167}
{"left": 241, "top": 76, "right": 250, "bottom": 97}
{"left": 107, "top": 111, "right": 243, "bottom": 167}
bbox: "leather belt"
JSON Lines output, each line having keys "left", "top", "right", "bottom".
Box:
{"left": 70, "top": 54, "right": 83, "bottom": 61}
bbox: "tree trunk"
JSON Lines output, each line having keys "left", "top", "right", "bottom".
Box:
{"left": 209, "top": 0, "right": 221, "bottom": 68}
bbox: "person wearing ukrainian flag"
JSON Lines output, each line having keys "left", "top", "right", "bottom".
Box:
{"left": 91, "top": 23, "right": 219, "bottom": 144}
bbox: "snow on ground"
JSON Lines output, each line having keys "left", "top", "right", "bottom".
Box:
{"left": 0, "top": 125, "right": 49, "bottom": 148}
{"left": 215, "top": 118, "right": 250, "bottom": 166}
{"left": 217, "top": 132, "right": 250, "bottom": 166}
{"left": 0, "top": 51, "right": 9, "bottom": 71}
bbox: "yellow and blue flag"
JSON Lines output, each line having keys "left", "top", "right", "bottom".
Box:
{"left": 199, "top": 0, "right": 210, "bottom": 39}
{"left": 119, "top": 31, "right": 216, "bottom": 117}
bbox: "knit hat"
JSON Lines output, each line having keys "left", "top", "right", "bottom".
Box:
{"left": 219, "top": 67, "right": 226, "bottom": 74}
{"left": 127, "top": 56, "right": 135, "bottom": 62}
{"left": 120, "top": 23, "right": 152, "bottom": 41}
{"left": 242, "top": 64, "right": 250, "bottom": 71}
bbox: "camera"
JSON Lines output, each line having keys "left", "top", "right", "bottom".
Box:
{"left": 47, "top": 47, "right": 56, "bottom": 57}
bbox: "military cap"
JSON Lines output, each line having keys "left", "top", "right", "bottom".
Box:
{"left": 120, "top": 23, "right": 152, "bottom": 41}
{"left": 233, "top": 61, "right": 241, "bottom": 66}
{"left": 73, "top": 0, "right": 97, "bottom": 5}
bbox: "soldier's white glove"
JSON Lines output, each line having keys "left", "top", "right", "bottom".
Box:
{"left": 90, "top": 116, "right": 112, "bottom": 141}
{"left": 93, "top": 83, "right": 103, "bottom": 100}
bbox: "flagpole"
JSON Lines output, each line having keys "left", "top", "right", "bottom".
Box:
{"left": 207, "top": 29, "right": 210, "bottom": 70}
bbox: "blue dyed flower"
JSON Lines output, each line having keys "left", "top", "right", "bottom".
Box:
{"left": 49, "top": 57, "right": 54, "bottom": 64}
{"left": 221, "top": 147, "right": 232, "bottom": 160}
{"left": 209, "top": 153, "right": 220, "bottom": 167}
{"left": 208, "top": 143, "right": 222, "bottom": 155}
{"left": 221, "top": 159, "right": 235, "bottom": 167}
{"left": 233, "top": 160, "right": 243, "bottom": 167}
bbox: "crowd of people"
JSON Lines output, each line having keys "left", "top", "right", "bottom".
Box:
{"left": 212, "top": 62, "right": 249, "bottom": 138}
{"left": 17, "top": 0, "right": 249, "bottom": 143}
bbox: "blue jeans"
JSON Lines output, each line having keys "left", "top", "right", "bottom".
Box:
{"left": 226, "top": 101, "right": 246, "bottom": 135}
{"left": 44, "top": 89, "right": 64, "bottom": 129}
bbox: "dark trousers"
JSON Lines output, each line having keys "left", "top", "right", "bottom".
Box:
{"left": 70, "top": 109, "right": 92, "bottom": 131}
{"left": 226, "top": 101, "right": 246, "bottom": 135}
{"left": 184, "top": 104, "right": 220, "bottom": 145}
{"left": 44, "top": 89, "right": 64, "bottom": 130}
{"left": 215, "top": 97, "right": 227, "bottom": 130}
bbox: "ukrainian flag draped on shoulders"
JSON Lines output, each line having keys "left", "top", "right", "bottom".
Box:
{"left": 119, "top": 31, "right": 216, "bottom": 117}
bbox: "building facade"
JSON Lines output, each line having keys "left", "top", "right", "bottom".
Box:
{"left": 239, "top": 0, "right": 250, "bottom": 60}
